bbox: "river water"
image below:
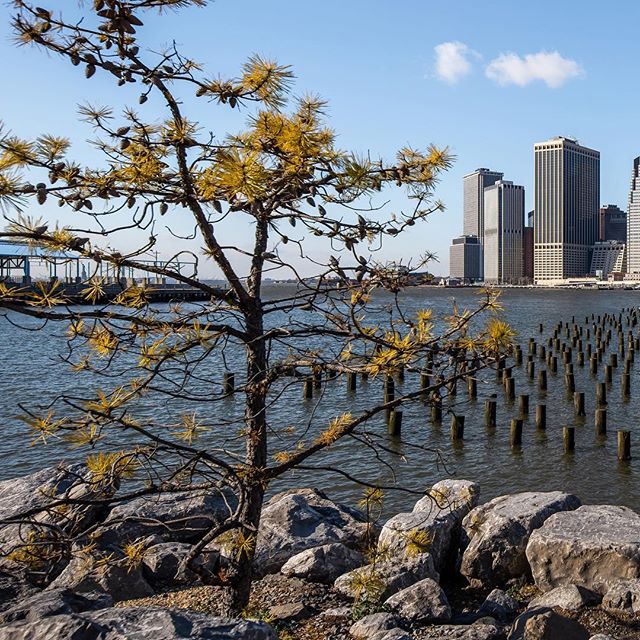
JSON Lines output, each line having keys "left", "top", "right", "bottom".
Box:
{"left": 1, "top": 286, "right": 639, "bottom": 514}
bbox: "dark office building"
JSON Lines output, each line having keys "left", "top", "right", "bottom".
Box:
{"left": 599, "top": 204, "right": 626, "bottom": 243}
{"left": 523, "top": 226, "right": 534, "bottom": 282}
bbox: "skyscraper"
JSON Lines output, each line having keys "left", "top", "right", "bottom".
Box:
{"left": 463, "top": 168, "right": 504, "bottom": 239}
{"left": 463, "top": 168, "right": 503, "bottom": 280}
{"left": 483, "top": 181, "right": 525, "bottom": 284}
{"left": 627, "top": 158, "right": 640, "bottom": 274}
{"left": 533, "top": 137, "right": 600, "bottom": 282}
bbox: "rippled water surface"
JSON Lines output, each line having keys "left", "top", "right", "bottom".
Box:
{"left": 2, "top": 286, "right": 640, "bottom": 514}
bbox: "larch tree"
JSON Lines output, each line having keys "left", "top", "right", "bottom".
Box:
{"left": 0, "top": 0, "right": 512, "bottom": 614}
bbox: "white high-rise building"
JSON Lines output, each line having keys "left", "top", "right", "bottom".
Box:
{"left": 626, "top": 157, "right": 640, "bottom": 274}
{"left": 483, "top": 181, "right": 525, "bottom": 284}
{"left": 463, "top": 168, "right": 504, "bottom": 239}
{"left": 533, "top": 137, "right": 600, "bottom": 283}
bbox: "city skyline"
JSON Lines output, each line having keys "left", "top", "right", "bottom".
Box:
{"left": 1, "top": 1, "right": 639, "bottom": 277}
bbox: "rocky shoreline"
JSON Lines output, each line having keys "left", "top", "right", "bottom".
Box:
{"left": 1, "top": 468, "right": 640, "bottom": 639}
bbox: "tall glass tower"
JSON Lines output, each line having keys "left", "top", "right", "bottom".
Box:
{"left": 533, "top": 137, "right": 600, "bottom": 282}
{"left": 463, "top": 168, "right": 503, "bottom": 280}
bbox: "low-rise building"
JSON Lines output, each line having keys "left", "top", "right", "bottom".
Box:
{"left": 449, "top": 235, "right": 482, "bottom": 283}
{"left": 590, "top": 241, "right": 626, "bottom": 279}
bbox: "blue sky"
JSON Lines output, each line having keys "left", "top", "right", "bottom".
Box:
{"left": 1, "top": 1, "right": 639, "bottom": 276}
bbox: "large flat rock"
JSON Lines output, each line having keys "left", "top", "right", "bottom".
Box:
{"left": 526, "top": 505, "right": 640, "bottom": 594}
{"left": 253, "top": 488, "right": 370, "bottom": 574}
{"left": 334, "top": 552, "right": 438, "bottom": 601}
{"left": 460, "top": 491, "right": 580, "bottom": 588}
{"left": 0, "top": 607, "right": 276, "bottom": 639}
{"left": 377, "top": 479, "right": 479, "bottom": 571}
{"left": 97, "top": 490, "right": 236, "bottom": 545}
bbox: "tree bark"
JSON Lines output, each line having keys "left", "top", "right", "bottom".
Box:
{"left": 223, "top": 303, "right": 268, "bottom": 614}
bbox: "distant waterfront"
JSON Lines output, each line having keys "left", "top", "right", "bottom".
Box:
{"left": 2, "top": 286, "right": 640, "bottom": 514}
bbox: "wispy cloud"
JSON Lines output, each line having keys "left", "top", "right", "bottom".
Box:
{"left": 485, "top": 51, "right": 584, "bottom": 88}
{"left": 434, "top": 41, "right": 477, "bottom": 84}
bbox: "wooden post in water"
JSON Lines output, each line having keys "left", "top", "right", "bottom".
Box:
{"left": 577, "top": 352, "right": 585, "bottom": 366}
{"left": 347, "top": 371, "right": 357, "bottom": 392}
{"left": 622, "top": 373, "right": 631, "bottom": 398}
{"left": 313, "top": 370, "right": 322, "bottom": 389}
{"left": 535, "top": 404, "right": 546, "bottom": 430}
{"left": 303, "top": 377, "right": 313, "bottom": 399}
{"left": 565, "top": 372, "right": 575, "bottom": 393}
{"left": 563, "top": 426, "right": 575, "bottom": 453}
{"left": 467, "top": 376, "right": 477, "bottom": 399}
{"left": 609, "top": 353, "right": 618, "bottom": 368}
{"left": 590, "top": 355, "right": 598, "bottom": 375}
{"left": 514, "top": 346, "right": 523, "bottom": 366}
{"left": 550, "top": 356, "right": 558, "bottom": 374}
{"left": 538, "top": 369, "right": 547, "bottom": 391}
{"left": 605, "top": 364, "right": 613, "bottom": 384}
{"left": 518, "top": 394, "right": 530, "bottom": 416}
{"left": 574, "top": 391, "right": 585, "bottom": 417}
{"left": 431, "top": 394, "right": 442, "bottom": 424}
{"left": 450, "top": 415, "right": 465, "bottom": 442}
{"left": 505, "top": 376, "right": 515, "bottom": 401}
{"left": 527, "top": 361, "right": 535, "bottom": 380}
{"left": 485, "top": 398, "right": 497, "bottom": 428}
{"left": 510, "top": 419, "right": 523, "bottom": 447}
{"left": 388, "top": 410, "right": 402, "bottom": 437}
{"left": 618, "top": 430, "right": 631, "bottom": 460}
{"left": 223, "top": 372, "right": 235, "bottom": 395}
{"left": 595, "top": 408, "right": 607, "bottom": 436}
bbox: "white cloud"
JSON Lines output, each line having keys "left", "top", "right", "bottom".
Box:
{"left": 434, "top": 41, "right": 476, "bottom": 84}
{"left": 485, "top": 51, "right": 584, "bottom": 88}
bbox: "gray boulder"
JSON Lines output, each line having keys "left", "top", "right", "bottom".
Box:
{"left": 253, "top": 488, "right": 370, "bottom": 574}
{"left": 349, "top": 612, "right": 398, "bottom": 638}
{"left": 384, "top": 578, "right": 451, "bottom": 623}
{"left": 526, "top": 505, "right": 640, "bottom": 594}
{"left": 418, "top": 624, "right": 503, "bottom": 640}
{"left": 0, "top": 588, "right": 111, "bottom": 624}
{"left": 281, "top": 542, "right": 364, "bottom": 584}
{"left": 378, "top": 479, "right": 479, "bottom": 571}
{"left": 0, "top": 573, "right": 37, "bottom": 613}
{"left": 371, "top": 630, "right": 412, "bottom": 640}
{"left": 602, "top": 578, "right": 640, "bottom": 614}
{"left": 479, "top": 588, "right": 519, "bottom": 621}
{"left": 319, "top": 607, "right": 351, "bottom": 618}
{"left": 528, "top": 584, "right": 600, "bottom": 612}
{"left": 267, "top": 603, "right": 309, "bottom": 622}
{"left": 0, "top": 607, "right": 276, "bottom": 639}
{"left": 0, "top": 465, "right": 109, "bottom": 562}
{"left": 461, "top": 492, "right": 581, "bottom": 588}
{"left": 508, "top": 607, "right": 589, "bottom": 639}
{"left": 97, "top": 490, "right": 236, "bottom": 545}
{"left": 142, "top": 542, "right": 220, "bottom": 586}
{"left": 48, "top": 554, "right": 154, "bottom": 602}
{"left": 588, "top": 636, "right": 616, "bottom": 640}
{"left": 335, "top": 552, "right": 438, "bottom": 601}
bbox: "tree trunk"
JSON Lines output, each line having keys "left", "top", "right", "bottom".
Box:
{"left": 223, "top": 306, "right": 268, "bottom": 615}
